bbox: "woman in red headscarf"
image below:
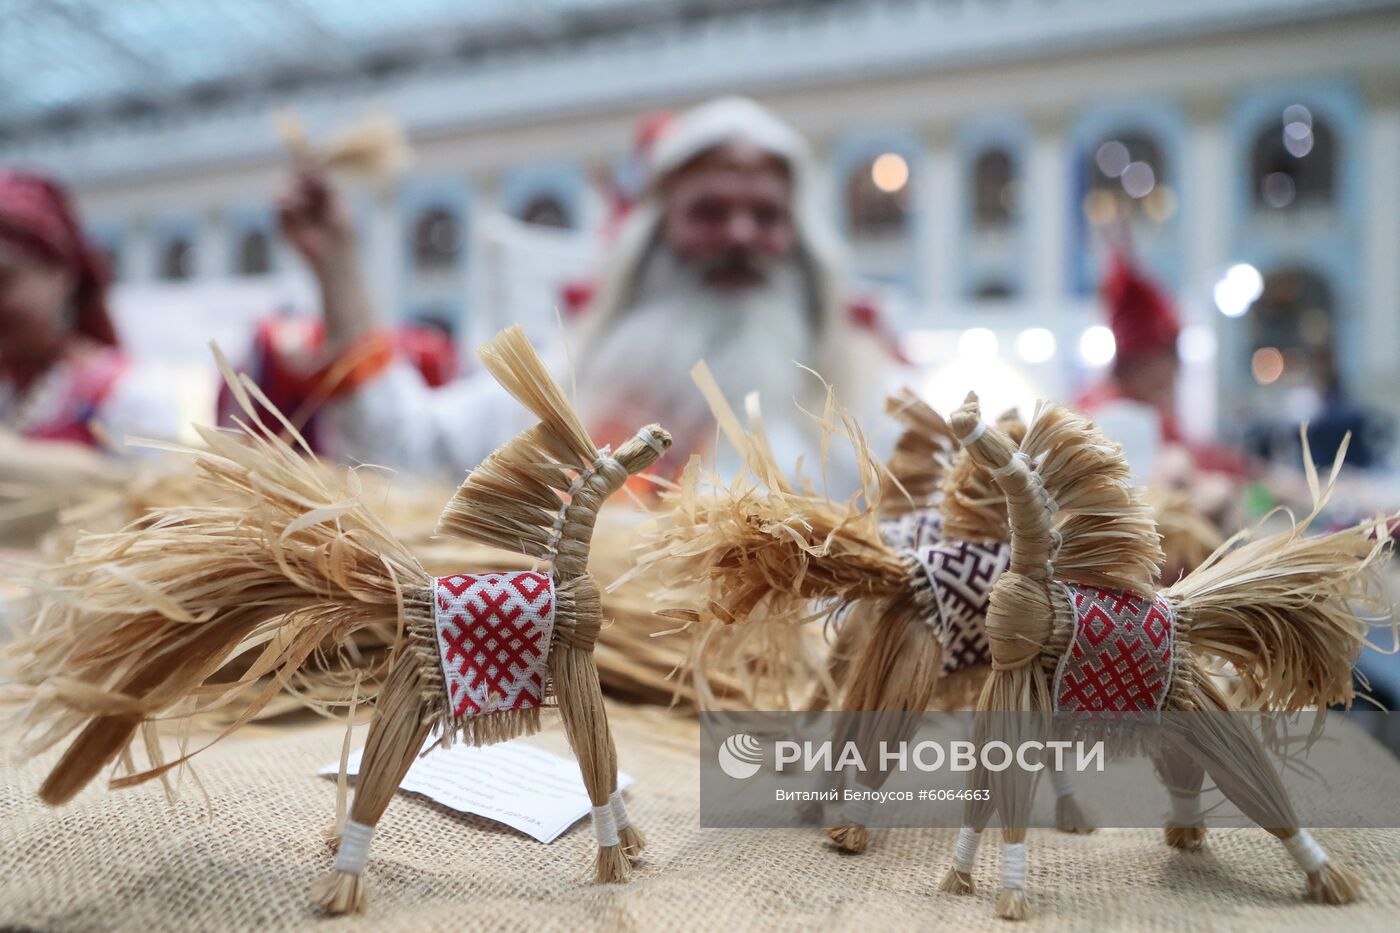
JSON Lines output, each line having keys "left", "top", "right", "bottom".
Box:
{"left": 0, "top": 171, "right": 175, "bottom": 448}
{"left": 1076, "top": 244, "right": 1248, "bottom": 548}
{"left": 1076, "top": 249, "right": 1186, "bottom": 449}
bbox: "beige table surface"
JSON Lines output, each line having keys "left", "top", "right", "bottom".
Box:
{"left": 3, "top": 703, "right": 1399, "bottom": 933}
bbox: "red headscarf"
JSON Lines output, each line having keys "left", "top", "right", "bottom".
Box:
{"left": 1100, "top": 249, "right": 1179, "bottom": 365}
{"left": 0, "top": 170, "right": 116, "bottom": 346}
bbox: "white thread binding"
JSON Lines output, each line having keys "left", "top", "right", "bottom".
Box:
{"left": 989, "top": 450, "right": 1030, "bottom": 479}
{"left": 901, "top": 549, "right": 949, "bottom": 636}
{"left": 1001, "top": 842, "right": 1027, "bottom": 890}
{"left": 634, "top": 427, "right": 667, "bottom": 457}
{"left": 609, "top": 788, "right": 631, "bottom": 830}
{"left": 953, "top": 826, "right": 982, "bottom": 873}
{"left": 1169, "top": 791, "right": 1202, "bottom": 827}
{"left": 1049, "top": 767, "right": 1076, "bottom": 798}
{"left": 842, "top": 785, "right": 875, "bottom": 825}
{"left": 956, "top": 419, "right": 988, "bottom": 448}
{"left": 546, "top": 449, "right": 621, "bottom": 555}
{"left": 1283, "top": 830, "right": 1328, "bottom": 874}
{"left": 333, "top": 819, "right": 376, "bottom": 874}
{"left": 592, "top": 803, "right": 620, "bottom": 848}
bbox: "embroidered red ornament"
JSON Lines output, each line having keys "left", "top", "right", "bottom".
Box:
{"left": 433, "top": 572, "right": 556, "bottom": 717}
{"left": 1053, "top": 584, "right": 1175, "bottom": 715}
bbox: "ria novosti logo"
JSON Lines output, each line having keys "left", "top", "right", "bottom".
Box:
{"left": 717, "top": 733, "right": 764, "bottom": 779}
{"left": 714, "top": 733, "right": 1107, "bottom": 779}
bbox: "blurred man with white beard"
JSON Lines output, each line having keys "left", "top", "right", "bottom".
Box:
{"left": 276, "top": 97, "right": 895, "bottom": 482}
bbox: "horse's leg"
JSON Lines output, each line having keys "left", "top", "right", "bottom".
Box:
{"left": 1049, "top": 761, "right": 1095, "bottom": 834}
{"left": 984, "top": 709, "right": 1040, "bottom": 920}
{"left": 995, "top": 825, "right": 1031, "bottom": 920}
{"left": 1153, "top": 746, "right": 1207, "bottom": 851}
{"left": 938, "top": 763, "right": 994, "bottom": 894}
{"left": 309, "top": 654, "right": 433, "bottom": 915}
{"left": 1180, "top": 711, "right": 1359, "bottom": 904}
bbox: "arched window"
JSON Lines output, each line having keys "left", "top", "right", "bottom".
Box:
{"left": 411, "top": 205, "right": 462, "bottom": 272}
{"left": 159, "top": 236, "right": 194, "bottom": 281}
{"left": 845, "top": 152, "right": 911, "bottom": 238}
{"left": 972, "top": 279, "right": 1015, "bottom": 302}
{"left": 518, "top": 193, "right": 573, "bottom": 230}
{"left": 1249, "top": 266, "right": 1336, "bottom": 390}
{"left": 971, "top": 148, "right": 1018, "bottom": 230}
{"left": 1082, "top": 132, "right": 1175, "bottom": 229}
{"left": 1251, "top": 105, "right": 1336, "bottom": 212}
{"left": 410, "top": 309, "right": 456, "bottom": 340}
{"left": 233, "top": 228, "right": 272, "bottom": 276}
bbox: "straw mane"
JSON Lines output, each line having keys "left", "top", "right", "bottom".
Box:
{"left": 435, "top": 327, "right": 600, "bottom": 562}
{"left": 1019, "top": 400, "right": 1164, "bottom": 592}
{"left": 879, "top": 388, "right": 958, "bottom": 516}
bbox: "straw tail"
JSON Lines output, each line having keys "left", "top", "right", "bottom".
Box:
{"left": 11, "top": 347, "right": 428, "bottom": 806}
{"left": 879, "top": 387, "right": 958, "bottom": 515}
{"left": 1166, "top": 431, "right": 1393, "bottom": 711}
{"left": 639, "top": 365, "right": 907, "bottom": 631}
{"left": 36, "top": 609, "right": 263, "bottom": 806}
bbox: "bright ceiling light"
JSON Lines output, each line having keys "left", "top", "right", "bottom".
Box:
{"left": 1177, "top": 324, "right": 1217, "bottom": 364}
{"left": 1079, "top": 326, "right": 1116, "bottom": 366}
{"left": 871, "top": 153, "right": 909, "bottom": 193}
{"left": 958, "top": 327, "right": 999, "bottom": 360}
{"left": 1214, "top": 263, "right": 1264, "bottom": 318}
{"left": 1015, "top": 328, "right": 1056, "bottom": 363}
{"left": 1252, "top": 347, "right": 1285, "bottom": 384}
{"left": 1095, "top": 141, "right": 1130, "bottom": 178}
{"left": 1120, "top": 161, "right": 1156, "bottom": 199}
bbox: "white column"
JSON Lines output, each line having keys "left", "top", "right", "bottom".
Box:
{"left": 1026, "top": 112, "right": 1066, "bottom": 314}
{"left": 198, "top": 208, "right": 226, "bottom": 280}
{"left": 365, "top": 187, "right": 401, "bottom": 327}
{"left": 1181, "top": 96, "right": 1230, "bottom": 442}
{"left": 464, "top": 170, "right": 501, "bottom": 347}
{"left": 920, "top": 125, "right": 956, "bottom": 318}
{"left": 125, "top": 219, "right": 156, "bottom": 284}
{"left": 1362, "top": 78, "right": 1400, "bottom": 424}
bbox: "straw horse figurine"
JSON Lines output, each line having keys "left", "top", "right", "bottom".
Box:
{"left": 4, "top": 326, "right": 671, "bottom": 915}
{"left": 641, "top": 380, "right": 1098, "bottom": 854}
{"left": 940, "top": 392, "right": 1389, "bottom": 920}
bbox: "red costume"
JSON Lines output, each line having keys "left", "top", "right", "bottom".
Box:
{"left": 1077, "top": 251, "right": 1245, "bottom": 477}
{"left": 1075, "top": 250, "right": 1185, "bottom": 441}
{"left": 0, "top": 172, "right": 170, "bottom": 447}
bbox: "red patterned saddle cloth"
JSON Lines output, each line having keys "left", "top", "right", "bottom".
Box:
{"left": 1053, "top": 584, "right": 1175, "bottom": 716}
{"left": 433, "top": 572, "right": 556, "bottom": 717}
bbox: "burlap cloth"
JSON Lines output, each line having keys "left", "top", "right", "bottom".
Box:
{"left": 3, "top": 704, "right": 1399, "bottom": 932}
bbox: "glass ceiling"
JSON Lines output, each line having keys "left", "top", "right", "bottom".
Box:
{"left": 0, "top": 0, "right": 639, "bottom": 129}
